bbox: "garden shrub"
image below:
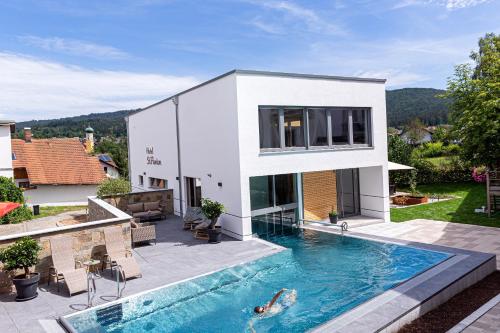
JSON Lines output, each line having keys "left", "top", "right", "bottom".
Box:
{"left": 0, "top": 177, "right": 32, "bottom": 224}
{"left": 412, "top": 157, "right": 472, "bottom": 184}
{"left": 0, "top": 177, "right": 25, "bottom": 203}
{"left": 414, "top": 142, "right": 444, "bottom": 158}
{"left": 0, "top": 205, "right": 33, "bottom": 225}
{"left": 442, "top": 143, "right": 461, "bottom": 156}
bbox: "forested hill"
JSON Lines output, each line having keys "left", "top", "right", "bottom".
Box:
{"left": 386, "top": 88, "right": 450, "bottom": 127}
{"left": 14, "top": 88, "right": 452, "bottom": 139}
{"left": 15, "top": 109, "right": 137, "bottom": 139}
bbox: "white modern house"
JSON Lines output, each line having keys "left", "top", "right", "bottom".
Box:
{"left": 127, "top": 70, "right": 389, "bottom": 240}
{"left": 0, "top": 120, "right": 14, "bottom": 179}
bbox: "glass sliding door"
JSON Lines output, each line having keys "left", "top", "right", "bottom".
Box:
{"left": 336, "top": 169, "right": 360, "bottom": 217}
{"left": 250, "top": 173, "right": 298, "bottom": 236}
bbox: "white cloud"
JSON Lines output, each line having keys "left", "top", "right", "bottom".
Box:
{"left": 248, "top": 1, "right": 345, "bottom": 35}
{"left": 393, "top": 0, "right": 491, "bottom": 10}
{"left": 0, "top": 52, "right": 200, "bottom": 121}
{"left": 18, "top": 36, "right": 129, "bottom": 59}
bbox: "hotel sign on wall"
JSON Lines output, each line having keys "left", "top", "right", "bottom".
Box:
{"left": 146, "top": 146, "right": 162, "bottom": 165}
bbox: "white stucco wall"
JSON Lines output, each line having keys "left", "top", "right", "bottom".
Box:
{"left": 235, "top": 73, "right": 389, "bottom": 235}
{"left": 127, "top": 71, "right": 389, "bottom": 240}
{"left": 23, "top": 185, "right": 98, "bottom": 205}
{"left": 0, "top": 125, "right": 13, "bottom": 179}
{"left": 127, "top": 99, "right": 179, "bottom": 212}
{"left": 100, "top": 162, "right": 120, "bottom": 179}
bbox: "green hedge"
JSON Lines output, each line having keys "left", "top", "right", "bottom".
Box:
{"left": 412, "top": 157, "right": 472, "bottom": 184}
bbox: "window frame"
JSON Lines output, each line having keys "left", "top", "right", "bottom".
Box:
{"left": 258, "top": 106, "right": 373, "bottom": 153}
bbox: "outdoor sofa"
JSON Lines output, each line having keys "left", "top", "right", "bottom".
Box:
{"left": 126, "top": 201, "right": 165, "bottom": 222}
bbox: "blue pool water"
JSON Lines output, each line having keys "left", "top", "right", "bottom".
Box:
{"left": 64, "top": 230, "right": 450, "bottom": 333}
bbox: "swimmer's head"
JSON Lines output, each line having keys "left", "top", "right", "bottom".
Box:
{"left": 254, "top": 306, "right": 265, "bottom": 314}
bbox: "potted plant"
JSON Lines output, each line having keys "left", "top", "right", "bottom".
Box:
{"left": 328, "top": 208, "right": 338, "bottom": 224}
{"left": 0, "top": 237, "right": 41, "bottom": 301}
{"left": 200, "top": 198, "right": 225, "bottom": 244}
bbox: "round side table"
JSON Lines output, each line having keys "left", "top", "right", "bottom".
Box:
{"left": 83, "top": 259, "right": 101, "bottom": 277}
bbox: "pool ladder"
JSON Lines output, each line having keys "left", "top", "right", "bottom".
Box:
{"left": 114, "top": 265, "right": 126, "bottom": 299}
{"left": 87, "top": 273, "right": 97, "bottom": 308}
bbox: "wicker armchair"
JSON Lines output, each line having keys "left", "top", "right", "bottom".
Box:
{"left": 131, "top": 219, "right": 157, "bottom": 246}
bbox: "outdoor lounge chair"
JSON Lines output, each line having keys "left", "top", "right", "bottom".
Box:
{"left": 183, "top": 206, "right": 204, "bottom": 230}
{"left": 131, "top": 219, "right": 157, "bottom": 246}
{"left": 192, "top": 219, "right": 222, "bottom": 240}
{"left": 102, "top": 226, "right": 142, "bottom": 280}
{"left": 48, "top": 236, "right": 88, "bottom": 296}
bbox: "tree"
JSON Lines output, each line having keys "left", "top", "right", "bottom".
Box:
{"left": 388, "top": 136, "right": 414, "bottom": 186}
{"left": 404, "top": 118, "right": 427, "bottom": 145}
{"left": 0, "top": 237, "right": 41, "bottom": 277}
{"left": 431, "top": 126, "right": 448, "bottom": 144}
{"left": 0, "top": 177, "right": 25, "bottom": 203}
{"left": 444, "top": 33, "right": 500, "bottom": 168}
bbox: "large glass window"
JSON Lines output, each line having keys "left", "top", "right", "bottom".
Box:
{"left": 258, "top": 106, "right": 371, "bottom": 151}
{"left": 352, "top": 109, "right": 369, "bottom": 144}
{"left": 331, "top": 109, "right": 349, "bottom": 145}
{"left": 283, "top": 109, "right": 305, "bottom": 148}
{"left": 250, "top": 176, "right": 274, "bottom": 210}
{"left": 259, "top": 108, "right": 280, "bottom": 149}
{"left": 308, "top": 108, "right": 328, "bottom": 146}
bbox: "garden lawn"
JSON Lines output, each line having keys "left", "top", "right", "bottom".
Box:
{"left": 391, "top": 182, "right": 500, "bottom": 228}
{"left": 37, "top": 205, "right": 87, "bottom": 219}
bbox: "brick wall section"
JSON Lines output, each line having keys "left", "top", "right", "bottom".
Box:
{"left": 303, "top": 170, "right": 337, "bottom": 221}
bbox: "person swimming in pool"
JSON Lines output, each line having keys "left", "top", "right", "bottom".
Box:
{"left": 254, "top": 288, "right": 297, "bottom": 314}
{"left": 248, "top": 289, "right": 297, "bottom": 332}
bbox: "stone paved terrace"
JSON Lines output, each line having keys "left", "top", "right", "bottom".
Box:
{"left": 463, "top": 300, "right": 500, "bottom": 333}
{"left": 0, "top": 216, "right": 281, "bottom": 333}
{"left": 311, "top": 218, "right": 500, "bottom": 268}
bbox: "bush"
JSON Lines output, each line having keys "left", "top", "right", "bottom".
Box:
{"left": 414, "top": 142, "right": 444, "bottom": 158}
{"left": 97, "top": 178, "right": 131, "bottom": 198}
{"left": 443, "top": 143, "right": 461, "bottom": 156}
{"left": 0, "top": 177, "right": 25, "bottom": 203}
{"left": 0, "top": 205, "right": 33, "bottom": 225}
{"left": 0, "top": 237, "right": 41, "bottom": 277}
{"left": 412, "top": 157, "right": 471, "bottom": 184}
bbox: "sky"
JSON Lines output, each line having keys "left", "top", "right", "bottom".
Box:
{"left": 0, "top": 0, "right": 498, "bottom": 121}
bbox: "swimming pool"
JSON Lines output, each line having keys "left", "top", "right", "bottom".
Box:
{"left": 62, "top": 229, "right": 450, "bottom": 333}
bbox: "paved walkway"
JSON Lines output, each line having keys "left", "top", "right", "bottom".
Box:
{"left": 350, "top": 219, "right": 500, "bottom": 269}
{"left": 463, "top": 301, "right": 500, "bottom": 333}
{"left": 0, "top": 216, "right": 280, "bottom": 333}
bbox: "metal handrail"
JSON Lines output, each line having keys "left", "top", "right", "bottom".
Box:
{"left": 300, "top": 219, "right": 349, "bottom": 234}
{"left": 87, "top": 273, "right": 97, "bottom": 308}
{"left": 114, "top": 265, "right": 126, "bottom": 299}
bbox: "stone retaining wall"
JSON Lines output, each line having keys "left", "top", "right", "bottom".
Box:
{"left": 0, "top": 197, "right": 132, "bottom": 293}
{"left": 101, "top": 189, "right": 174, "bottom": 215}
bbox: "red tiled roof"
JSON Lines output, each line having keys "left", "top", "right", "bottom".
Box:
{"left": 12, "top": 138, "right": 106, "bottom": 185}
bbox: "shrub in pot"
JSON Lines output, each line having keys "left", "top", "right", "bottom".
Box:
{"left": 0, "top": 237, "right": 41, "bottom": 301}
{"left": 200, "top": 198, "right": 225, "bottom": 244}
{"left": 328, "top": 208, "right": 338, "bottom": 224}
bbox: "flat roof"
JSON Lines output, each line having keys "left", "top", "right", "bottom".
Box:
{"left": 0, "top": 119, "right": 15, "bottom": 125}
{"left": 127, "top": 69, "right": 386, "bottom": 118}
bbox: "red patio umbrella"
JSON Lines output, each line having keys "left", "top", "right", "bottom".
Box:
{"left": 0, "top": 202, "right": 22, "bottom": 218}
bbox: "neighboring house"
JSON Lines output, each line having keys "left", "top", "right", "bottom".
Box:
{"left": 0, "top": 120, "right": 14, "bottom": 178}
{"left": 11, "top": 128, "right": 106, "bottom": 205}
{"left": 98, "top": 154, "right": 120, "bottom": 178}
{"left": 400, "top": 128, "right": 433, "bottom": 144}
{"left": 127, "top": 69, "right": 389, "bottom": 240}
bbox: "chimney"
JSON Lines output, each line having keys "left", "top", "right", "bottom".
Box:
{"left": 24, "top": 127, "right": 32, "bottom": 143}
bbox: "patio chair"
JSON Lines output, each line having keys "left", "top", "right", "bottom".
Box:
{"left": 183, "top": 206, "right": 204, "bottom": 230}
{"left": 131, "top": 219, "right": 157, "bottom": 247}
{"left": 192, "top": 218, "right": 221, "bottom": 240}
{"left": 102, "top": 226, "right": 142, "bottom": 280}
{"left": 48, "top": 236, "right": 88, "bottom": 296}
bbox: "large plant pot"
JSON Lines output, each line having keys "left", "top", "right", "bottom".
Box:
{"left": 329, "top": 215, "right": 338, "bottom": 224}
{"left": 12, "top": 272, "right": 39, "bottom": 301}
{"left": 207, "top": 229, "right": 222, "bottom": 244}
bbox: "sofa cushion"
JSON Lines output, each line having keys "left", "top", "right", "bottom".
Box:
{"left": 133, "top": 211, "right": 149, "bottom": 218}
{"left": 144, "top": 201, "right": 160, "bottom": 211}
{"left": 128, "top": 203, "right": 144, "bottom": 213}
